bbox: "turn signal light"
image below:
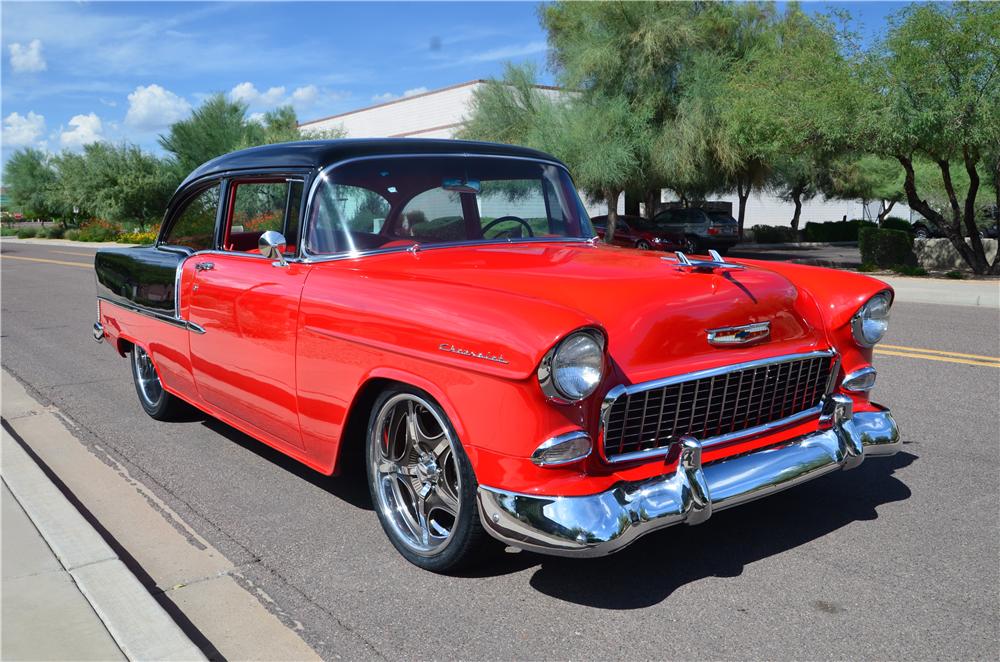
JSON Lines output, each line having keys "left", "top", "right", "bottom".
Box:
{"left": 842, "top": 367, "right": 877, "bottom": 392}
{"left": 531, "top": 431, "right": 592, "bottom": 467}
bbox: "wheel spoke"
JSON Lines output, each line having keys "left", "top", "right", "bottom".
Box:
{"left": 431, "top": 484, "right": 459, "bottom": 516}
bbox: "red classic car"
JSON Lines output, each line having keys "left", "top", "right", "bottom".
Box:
{"left": 591, "top": 214, "right": 685, "bottom": 251}
{"left": 94, "top": 139, "right": 899, "bottom": 572}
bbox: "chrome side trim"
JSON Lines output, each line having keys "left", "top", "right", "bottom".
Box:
{"left": 98, "top": 296, "right": 205, "bottom": 334}
{"left": 842, "top": 366, "right": 877, "bottom": 392}
{"left": 599, "top": 350, "right": 836, "bottom": 461}
{"left": 478, "top": 399, "right": 900, "bottom": 558}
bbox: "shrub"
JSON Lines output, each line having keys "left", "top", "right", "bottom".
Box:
{"left": 857, "top": 263, "right": 879, "bottom": 272}
{"left": 880, "top": 217, "right": 912, "bottom": 233}
{"left": 44, "top": 226, "right": 65, "bottom": 239}
{"left": 118, "top": 229, "right": 158, "bottom": 244}
{"left": 77, "top": 219, "right": 122, "bottom": 242}
{"left": 859, "top": 227, "right": 916, "bottom": 267}
{"left": 803, "top": 220, "right": 876, "bottom": 242}
{"left": 16, "top": 226, "right": 38, "bottom": 239}
{"left": 1, "top": 227, "right": 18, "bottom": 236}
{"left": 892, "top": 264, "right": 928, "bottom": 276}
{"left": 64, "top": 229, "right": 81, "bottom": 241}
{"left": 751, "top": 225, "right": 798, "bottom": 243}
{"left": 945, "top": 270, "right": 966, "bottom": 279}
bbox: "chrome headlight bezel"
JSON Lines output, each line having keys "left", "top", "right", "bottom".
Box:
{"left": 851, "top": 290, "right": 893, "bottom": 347}
{"left": 538, "top": 328, "right": 606, "bottom": 403}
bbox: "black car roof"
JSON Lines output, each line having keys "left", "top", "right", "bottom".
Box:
{"left": 180, "top": 138, "right": 564, "bottom": 187}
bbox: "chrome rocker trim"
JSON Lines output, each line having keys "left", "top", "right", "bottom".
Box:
{"left": 477, "top": 394, "right": 900, "bottom": 557}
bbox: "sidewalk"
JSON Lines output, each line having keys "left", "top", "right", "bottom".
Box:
{"left": 1, "top": 370, "right": 321, "bottom": 661}
{"left": 1, "top": 427, "right": 205, "bottom": 661}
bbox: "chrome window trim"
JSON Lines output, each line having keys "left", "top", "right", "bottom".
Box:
{"left": 599, "top": 350, "right": 838, "bottom": 464}
{"left": 842, "top": 366, "right": 877, "bottom": 392}
{"left": 300, "top": 152, "right": 584, "bottom": 263}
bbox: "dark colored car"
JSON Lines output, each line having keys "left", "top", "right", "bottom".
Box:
{"left": 652, "top": 207, "right": 739, "bottom": 255}
{"left": 591, "top": 214, "right": 685, "bottom": 251}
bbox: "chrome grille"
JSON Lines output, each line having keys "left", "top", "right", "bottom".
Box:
{"left": 601, "top": 352, "right": 835, "bottom": 463}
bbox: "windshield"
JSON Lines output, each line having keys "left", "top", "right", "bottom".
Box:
{"left": 304, "top": 155, "right": 593, "bottom": 255}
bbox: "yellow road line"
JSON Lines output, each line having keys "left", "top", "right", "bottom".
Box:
{"left": 875, "top": 349, "right": 1000, "bottom": 368}
{"left": 878, "top": 343, "right": 1000, "bottom": 362}
{"left": 0, "top": 254, "right": 90, "bottom": 268}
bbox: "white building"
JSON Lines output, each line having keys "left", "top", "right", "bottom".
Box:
{"left": 300, "top": 80, "right": 910, "bottom": 227}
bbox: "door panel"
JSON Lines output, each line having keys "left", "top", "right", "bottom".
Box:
{"left": 188, "top": 254, "right": 310, "bottom": 449}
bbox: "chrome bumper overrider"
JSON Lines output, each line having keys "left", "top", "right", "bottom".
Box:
{"left": 477, "top": 395, "right": 900, "bottom": 557}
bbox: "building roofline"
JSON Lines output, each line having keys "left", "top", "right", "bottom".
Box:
{"left": 299, "top": 79, "right": 564, "bottom": 128}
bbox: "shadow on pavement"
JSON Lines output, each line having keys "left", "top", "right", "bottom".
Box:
{"left": 520, "top": 449, "right": 915, "bottom": 608}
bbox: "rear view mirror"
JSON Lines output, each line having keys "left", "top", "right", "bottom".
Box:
{"left": 442, "top": 177, "right": 481, "bottom": 194}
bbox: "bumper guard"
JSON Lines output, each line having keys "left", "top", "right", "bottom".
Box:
{"left": 477, "top": 394, "right": 899, "bottom": 557}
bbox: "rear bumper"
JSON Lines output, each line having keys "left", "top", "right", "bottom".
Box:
{"left": 477, "top": 395, "right": 899, "bottom": 557}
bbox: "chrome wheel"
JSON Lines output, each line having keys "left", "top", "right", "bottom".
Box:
{"left": 132, "top": 346, "right": 163, "bottom": 407}
{"left": 369, "top": 394, "right": 462, "bottom": 556}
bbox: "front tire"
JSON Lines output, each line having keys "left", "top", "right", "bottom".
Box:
{"left": 130, "top": 346, "right": 187, "bottom": 420}
{"left": 636, "top": 240, "right": 652, "bottom": 250}
{"left": 365, "top": 387, "right": 489, "bottom": 572}
{"left": 682, "top": 235, "right": 700, "bottom": 255}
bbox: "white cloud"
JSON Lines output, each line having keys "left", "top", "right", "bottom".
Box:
{"left": 8, "top": 39, "right": 46, "bottom": 73}
{"left": 229, "top": 82, "right": 286, "bottom": 107}
{"left": 124, "top": 84, "right": 191, "bottom": 130}
{"left": 247, "top": 112, "right": 266, "bottom": 125}
{"left": 2, "top": 111, "right": 46, "bottom": 147}
{"left": 60, "top": 113, "right": 103, "bottom": 148}
{"left": 290, "top": 85, "right": 318, "bottom": 106}
{"left": 371, "top": 87, "right": 429, "bottom": 104}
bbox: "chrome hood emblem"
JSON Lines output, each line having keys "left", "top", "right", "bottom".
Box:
{"left": 707, "top": 322, "right": 770, "bottom": 346}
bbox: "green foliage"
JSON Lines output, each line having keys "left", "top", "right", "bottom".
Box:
{"left": 751, "top": 225, "right": 798, "bottom": 243}
{"left": 4, "top": 149, "right": 59, "bottom": 220}
{"left": 16, "top": 226, "right": 38, "bottom": 238}
{"left": 804, "top": 220, "right": 875, "bottom": 242}
{"left": 859, "top": 227, "right": 916, "bottom": 267}
{"left": 857, "top": 263, "right": 878, "bottom": 273}
{"left": 44, "top": 226, "right": 65, "bottom": 239}
{"left": 891, "top": 264, "right": 928, "bottom": 276}
{"left": 63, "top": 229, "right": 81, "bottom": 241}
{"left": 880, "top": 217, "right": 911, "bottom": 233}
{"left": 945, "top": 270, "right": 966, "bottom": 280}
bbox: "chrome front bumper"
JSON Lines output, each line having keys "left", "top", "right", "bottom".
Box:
{"left": 477, "top": 395, "right": 900, "bottom": 557}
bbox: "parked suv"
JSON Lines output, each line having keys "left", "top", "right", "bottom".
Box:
{"left": 652, "top": 207, "right": 739, "bottom": 255}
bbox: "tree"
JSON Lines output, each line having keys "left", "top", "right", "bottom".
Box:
{"left": 3, "top": 148, "right": 59, "bottom": 221}
{"left": 85, "top": 143, "right": 178, "bottom": 230}
{"left": 159, "top": 94, "right": 250, "bottom": 175}
{"left": 772, "top": 155, "right": 827, "bottom": 231}
{"left": 827, "top": 155, "right": 906, "bottom": 225}
{"left": 859, "top": 2, "right": 1000, "bottom": 274}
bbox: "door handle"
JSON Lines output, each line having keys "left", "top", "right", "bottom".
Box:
{"left": 195, "top": 262, "right": 215, "bottom": 272}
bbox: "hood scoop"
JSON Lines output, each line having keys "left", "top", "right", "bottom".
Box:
{"left": 664, "top": 250, "right": 745, "bottom": 272}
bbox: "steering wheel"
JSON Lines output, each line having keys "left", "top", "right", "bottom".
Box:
{"left": 481, "top": 215, "right": 534, "bottom": 239}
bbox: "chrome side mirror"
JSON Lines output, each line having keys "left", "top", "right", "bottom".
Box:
{"left": 258, "top": 230, "right": 288, "bottom": 267}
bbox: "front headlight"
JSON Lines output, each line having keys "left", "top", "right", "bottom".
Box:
{"left": 538, "top": 329, "right": 605, "bottom": 402}
{"left": 851, "top": 291, "right": 892, "bottom": 347}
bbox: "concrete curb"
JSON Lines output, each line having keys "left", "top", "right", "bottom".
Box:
{"left": 0, "top": 237, "right": 138, "bottom": 248}
{"left": 740, "top": 241, "right": 859, "bottom": 249}
{"left": 0, "top": 429, "right": 207, "bottom": 661}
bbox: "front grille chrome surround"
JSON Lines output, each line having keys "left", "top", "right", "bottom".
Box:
{"left": 600, "top": 350, "right": 838, "bottom": 464}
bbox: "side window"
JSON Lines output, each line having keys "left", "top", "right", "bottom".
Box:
{"left": 305, "top": 184, "right": 391, "bottom": 255}
{"left": 162, "top": 184, "right": 220, "bottom": 251}
{"left": 223, "top": 180, "right": 303, "bottom": 254}
{"left": 395, "top": 188, "right": 466, "bottom": 241}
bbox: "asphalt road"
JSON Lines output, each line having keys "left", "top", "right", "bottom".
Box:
{"left": 2, "top": 240, "right": 998, "bottom": 660}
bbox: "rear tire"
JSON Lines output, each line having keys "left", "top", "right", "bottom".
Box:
{"left": 636, "top": 240, "right": 652, "bottom": 250}
{"left": 682, "top": 235, "right": 700, "bottom": 254}
{"left": 130, "top": 346, "right": 187, "bottom": 421}
{"left": 913, "top": 226, "right": 930, "bottom": 239}
{"left": 365, "top": 386, "right": 490, "bottom": 573}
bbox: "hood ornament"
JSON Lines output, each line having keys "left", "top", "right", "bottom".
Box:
{"left": 707, "top": 321, "right": 770, "bottom": 346}
{"left": 666, "top": 250, "right": 745, "bottom": 271}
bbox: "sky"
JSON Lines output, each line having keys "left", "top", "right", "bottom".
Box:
{"left": 1, "top": 1, "right": 912, "bottom": 172}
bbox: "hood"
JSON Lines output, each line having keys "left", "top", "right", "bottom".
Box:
{"left": 350, "top": 242, "right": 830, "bottom": 383}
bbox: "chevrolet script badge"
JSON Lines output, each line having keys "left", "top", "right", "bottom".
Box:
{"left": 707, "top": 322, "right": 770, "bottom": 346}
